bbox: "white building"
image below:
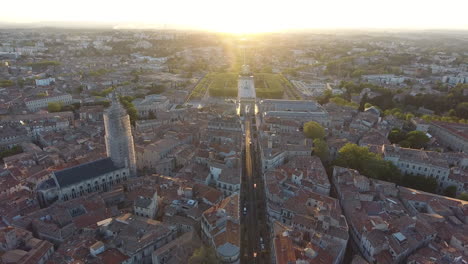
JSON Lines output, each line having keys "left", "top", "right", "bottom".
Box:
{"left": 383, "top": 145, "right": 450, "bottom": 192}
{"left": 259, "top": 99, "right": 330, "bottom": 127}
{"left": 208, "top": 163, "right": 241, "bottom": 197}
{"left": 35, "top": 77, "right": 55, "bottom": 86}
{"left": 25, "top": 93, "right": 72, "bottom": 112}
{"left": 362, "top": 74, "right": 406, "bottom": 85}
{"left": 429, "top": 122, "right": 468, "bottom": 153}
{"left": 132, "top": 94, "right": 170, "bottom": 118}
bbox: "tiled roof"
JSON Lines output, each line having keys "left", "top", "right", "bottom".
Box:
{"left": 54, "top": 158, "right": 121, "bottom": 188}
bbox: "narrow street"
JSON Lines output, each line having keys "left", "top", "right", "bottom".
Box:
{"left": 240, "top": 110, "right": 271, "bottom": 264}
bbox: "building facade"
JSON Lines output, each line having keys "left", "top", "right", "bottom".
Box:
{"left": 25, "top": 94, "right": 72, "bottom": 111}
{"left": 104, "top": 95, "right": 137, "bottom": 176}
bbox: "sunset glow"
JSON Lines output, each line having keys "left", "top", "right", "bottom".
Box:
{"left": 2, "top": 0, "right": 468, "bottom": 32}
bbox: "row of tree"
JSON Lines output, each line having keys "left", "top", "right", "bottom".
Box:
{"left": 119, "top": 96, "right": 138, "bottom": 125}
{"left": 302, "top": 121, "right": 439, "bottom": 193}
{"left": 334, "top": 143, "right": 438, "bottom": 193}
{"left": 47, "top": 102, "right": 79, "bottom": 113}
{"left": 303, "top": 121, "right": 329, "bottom": 163}
{"left": 0, "top": 146, "right": 23, "bottom": 163}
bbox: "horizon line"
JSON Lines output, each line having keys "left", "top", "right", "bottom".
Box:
{"left": 1, "top": 21, "right": 468, "bottom": 33}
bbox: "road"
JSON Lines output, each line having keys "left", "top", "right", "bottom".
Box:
{"left": 240, "top": 111, "right": 271, "bottom": 264}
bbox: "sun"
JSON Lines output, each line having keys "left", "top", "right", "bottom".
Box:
{"left": 200, "top": 17, "right": 286, "bottom": 34}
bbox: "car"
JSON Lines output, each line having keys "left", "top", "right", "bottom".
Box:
{"left": 254, "top": 183, "right": 257, "bottom": 188}
{"left": 260, "top": 237, "right": 265, "bottom": 251}
{"left": 243, "top": 207, "right": 247, "bottom": 215}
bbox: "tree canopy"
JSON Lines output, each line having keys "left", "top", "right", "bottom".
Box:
{"left": 119, "top": 96, "right": 138, "bottom": 125}
{"left": 313, "top": 138, "right": 329, "bottom": 162}
{"left": 189, "top": 246, "right": 219, "bottom": 264}
{"left": 388, "top": 129, "right": 430, "bottom": 149}
{"left": 303, "top": 121, "right": 325, "bottom": 139}
{"left": 388, "top": 128, "right": 406, "bottom": 144}
{"left": 400, "top": 131, "right": 430, "bottom": 149}
{"left": 444, "top": 185, "right": 457, "bottom": 198}
{"left": 0, "top": 79, "right": 14, "bottom": 87}
{"left": 0, "top": 145, "right": 23, "bottom": 163}
{"left": 334, "top": 143, "right": 438, "bottom": 193}
{"left": 458, "top": 193, "right": 468, "bottom": 201}
{"left": 456, "top": 102, "right": 468, "bottom": 119}
{"left": 47, "top": 102, "right": 62, "bottom": 112}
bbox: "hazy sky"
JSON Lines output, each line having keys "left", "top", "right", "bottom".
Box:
{"left": 1, "top": 0, "right": 468, "bottom": 33}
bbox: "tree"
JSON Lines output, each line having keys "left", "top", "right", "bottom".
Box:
{"left": 334, "top": 143, "right": 378, "bottom": 173}
{"left": 401, "top": 174, "right": 438, "bottom": 193}
{"left": 119, "top": 96, "right": 138, "bottom": 125}
{"left": 404, "top": 131, "right": 430, "bottom": 149}
{"left": 458, "top": 193, "right": 468, "bottom": 201}
{"left": 313, "top": 139, "right": 329, "bottom": 162}
{"left": 317, "top": 89, "right": 332, "bottom": 105}
{"left": 334, "top": 143, "right": 440, "bottom": 193}
{"left": 359, "top": 93, "right": 369, "bottom": 112}
{"left": 444, "top": 185, "right": 457, "bottom": 198}
{"left": 189, "top": 246, "right": 219, "bottom": 264}
{"left": 334, "top": 143, "right": 402, "bottom": 182}
{"left": 405, "top": 113, "right": 414, "bottom": 121}
{"left": 303, "top": 121, "right": 325, "bottom": 139}
{"left": 0, "top": 80, "right": 14, "bottom": 87}
{"left": 448, "top": 109, "right": 457, "bottom": 117}
{"left": 48, "top": 102, "right": 62, "bottom": 112}
{"left": 0, "top": 145, "right": 23, "bottom": 162}
{"left": 388, "top": 128, "right": 406, "bottom": 144}
{"left": 456, "top": 102, "right": 468, "bottom": 119}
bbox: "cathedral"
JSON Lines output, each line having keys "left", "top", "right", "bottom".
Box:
{"left": 37, "top": 95, "right": 137, "bottom": 207}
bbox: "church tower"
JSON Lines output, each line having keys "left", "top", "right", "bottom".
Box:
{"left": 104, "top": 94, "right": 137, "bottom": 176}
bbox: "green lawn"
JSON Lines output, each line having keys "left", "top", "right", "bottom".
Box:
{"left": 254, "top": 73, "right": 289, "bottom": 99}
{"left": 190, "top": 72, "right": 290, "bottom": 99}
{"left": 208, "top": 73, "right": 238, "bottom": 97}
{"left": 186, "top": 75, "right": 214, "bottom": 101}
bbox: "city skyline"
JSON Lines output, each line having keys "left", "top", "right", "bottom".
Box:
{"left": 1, "top": 9, "right": 468, "bottom": 264}
{"left": 1, "top": 0, "right": 468, "bottom": 33}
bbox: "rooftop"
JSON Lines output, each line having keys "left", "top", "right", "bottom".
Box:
{"left": 54, "top": 158, "right": 122, "bottom": 188}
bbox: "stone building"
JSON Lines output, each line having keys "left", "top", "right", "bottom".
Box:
{"left": 0, "top": 226, "right": 55, "bottom": 264}
{"left": 37, "top": 158, "right": 129, "bottom": 206}
{"left": 134, "top": 191, "right": 159, "bottom": 219}
{"left": 104, "top": 94, "right": 137, "bottom": 176}
{"left": 429, "top": 121, "right": 468, "bottom": 153}
{"left": 36, "top": 95, "right": 137, "bottom": 206}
